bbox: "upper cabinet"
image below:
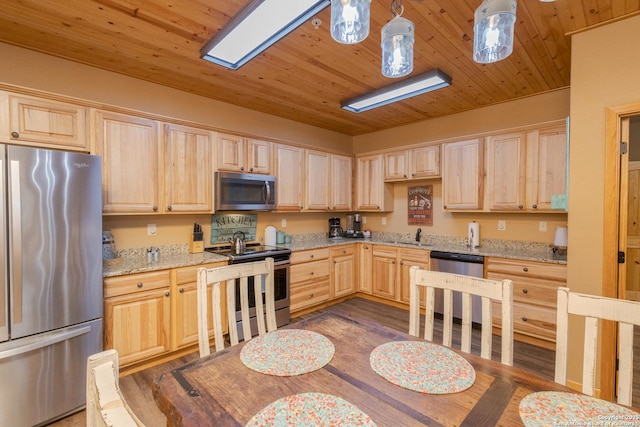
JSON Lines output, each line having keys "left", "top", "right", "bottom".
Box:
{"left": 273, "top": 143, "right": 304, "bottom": 211}
{"left": 330, "top": 154, "right": 353, "bottom": 211}
{"left": 216, "top": 132, "right": 271, "bottom": 174}
{"left": 305, "top": 150, "right": 352, "bottom": 211}
{"left": 96, "top": 111, "right": 161, "bottom": 214}
{"left": 0, "top": 92, "right": 89, "bottom": 151}
{"left": 442, "top": 138, "right": 484, "bottom": 211}
{"left": 486, "top": 125, "right": 566, "bottom": 212}
{"left": 96, "top": 110, "right": 214, "bottom": 215}
{"left": 384, "top": 145, "right": 440, "bottom": 181}
{"left": 163, "top": 123, "right": 214, "bottom": 213}
{"left": 356, "top": 154, "right": 393, "bottom": 212}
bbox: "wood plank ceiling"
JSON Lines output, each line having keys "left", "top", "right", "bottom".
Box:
{"left": 0, "top": 0, "right": 638, "bottom": 136}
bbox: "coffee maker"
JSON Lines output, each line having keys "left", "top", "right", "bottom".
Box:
{"left": 328, "top": 217, "right": 343, "bottom": 238}
{"left": 345, "top": 214, "right": 364, "bottom": 238}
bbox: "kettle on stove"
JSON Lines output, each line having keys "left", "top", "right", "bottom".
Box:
{"left": 231, "top": 231, "right": 246, "bottom": 253}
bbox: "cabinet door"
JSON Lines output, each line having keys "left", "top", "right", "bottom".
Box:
{"left": 356, "top": 154, "right": 393, "bottom": 211}
{"left": 217, "top": 133, "right": 246, "bottom": 172}
{"left": 527, "top": 126, "right": 567, "bottom": 211}
{"left": 486, "top": 133, "right": 526, "bottom": 210}
{"left": 163, "top": 124, "right": 213, "bottom": 213}
{"left": 398, "top": 249, "right": 430, "bottom": 304}
{"left": 247, "top": 139, "right": 271, "bottom": 174}
{"left": 330, "top": 154, "right": 353, "bottom": 211}
{"left": 0, "top": 92, "right": 88, "bottom": 151}
{"left": 331, "top": 246, "right": 356, "bottom": 298}
{"left": 274, "top": 144, "right": 304, "bottom": 211}
{"left": 305, "top": 149, "right": 330, "bottom": 210}
{"left": 371, "top": 246, "right": 397, "bottom": 299}
{"left": 358, "top": 243, "right": 372, "bottom": 294}
{"left": 95, "top": 111, "right": 160, "bottom": 214}
{"left": 442, "top": 139, "right": 484, "bottom": 210}
{"left": 104, "top": 288, "right": 171, "bottom": 367}
{"left": 411, "top": 145, "right": 440, "bottom": 178}
{"left": 384, "top": 150, "right": 410, "bottom": 181}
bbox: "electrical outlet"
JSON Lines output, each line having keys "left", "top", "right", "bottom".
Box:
{"left": 497, "top": 220, "right": 506, "bottom": 231}
{"left": 381, "top": 217, "right": 387, "bottom": 225}
{"left": 362, "top": 216, "right": 367, "bottom": 224}
{"left": 539, "top": 221, "right": 547, "bottom": 232}
{"left": 147, "top": 223, "right": 156, "bottom": 236}
{"left": 281, "top": 218, "right": 287, "bottom": 228}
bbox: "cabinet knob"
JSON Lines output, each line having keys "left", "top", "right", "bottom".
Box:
{"left": 310, "top": 293, "right": 314, "bottom": 298}
{"left": 310, "top": 255, "right": 314, "bottom": 259}
{"left": 522, "top": 288, "right": 528, "bottom": 294}
{"left": 405, "top": 174, "right": 408, "bottom": 178}
{"left": 523, "top": 267, "right": 528, "bottom": 272}
{"left": 400, "top": 261, "right": 404, "bottom": 265}
{"left": 532, "top": 204, "right": 538, "bottom": 209}
{"left": 522, "top": 316, "right": 528, "bottom": 322}
{"left": 165, "top": 291, "right": 170, "bottom": 297}
{"left": 152, "top": 206, "right": 158, "bottom": 212}
{"left": 518, "top": 205, "right": 524, "bottom": 209}
{"left": 240, "top": 166, "right": 244, "bottom": 171}
{"left": 137, "top": 282, "right": 143, "bottom": 288}
{"left": 167, "top": 205, "right": 172, "bottom": 211}
{"left": 333, "top": 260, "right": 337, "bottom": 264}
{"left": 10, "top": 131, "right": 19, "bottom": 138}
{"left": 310, "top": 271, "right": 314, "bottom": 275}
{"left": 342, "top": 250, "right": 346, "bottom": 254}
{"left": 179, "top": 288, "right": 185, "bottom": 293}
{"left": 249, "top": 167, "right": 253, "bottom": 172}
{"left": 392, "top": 260, "right": 396, "bottom": 264}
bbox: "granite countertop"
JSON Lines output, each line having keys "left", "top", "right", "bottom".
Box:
{"left": 103, "top": 234, "right": 566, "bottom": 278}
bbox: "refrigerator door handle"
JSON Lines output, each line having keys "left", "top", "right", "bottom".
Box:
{"left": 0, "top": 155, "right": 6, "bottom": 342}
{"left": 9, "top": 160, "right": 22, "bottom": 324}
{"left": 0, "top": 324, "right": 92, "bottom": 360}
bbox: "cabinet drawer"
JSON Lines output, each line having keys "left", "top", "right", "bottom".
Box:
{"left": 290, "top": 248, "right": 330, "bottom": 264}
{"left": 493, "top": 301, "right": 556, "bottom": 342}
{"left": 330, "top": 245, "right": 356, "bottom": 258}
{"left": 372, "top": 245, "right": 397, "bottom": 258}
{"left": 174, "top": 262, "right": 227, "bottom": 285}
{"left": 290, "top": 279, "right": 330, "bottom": 312}
{"left": 486, "top": 272, "right": 560, "bottom": 308}
{"left": 290, "top": 260, "right": 330, "bottom": 283}
{"left": 104, "top": 270, "right": 171, "bottom": 298}
{"left": 486, "top": 258, "right": 567, "bottom": 281}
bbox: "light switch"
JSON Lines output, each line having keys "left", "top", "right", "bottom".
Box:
{"left": 148, "top": 223, "right": 156, "bottom": 236}
{"left": 381, "top": 217, "right": 387, "bottom": 225}
{"left": 281, "top": 218, "right": 287, "bottom": 228}
{"left": 497, "top": 220, "right": 506, "bottom": 231}
{"left": 539, "top": 221, "right": 547, "bottom": 232}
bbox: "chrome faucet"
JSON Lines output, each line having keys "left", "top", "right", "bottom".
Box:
{"left": 415, "top": 228, "right": 422, "bottom": 242}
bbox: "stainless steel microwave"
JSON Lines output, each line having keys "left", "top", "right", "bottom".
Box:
{"left": 215, "top": 171, "right": 276, "bottom": 211}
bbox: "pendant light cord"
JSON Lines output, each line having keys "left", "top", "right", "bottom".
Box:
{"left": 390, "top": 0, "right": 404, "bottom": 17}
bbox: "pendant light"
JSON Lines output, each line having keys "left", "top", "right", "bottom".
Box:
{"left": 381, "top": 0, "right": 414, "bottom": 78}
{"left": 330, "top": 0, "right": 371, "bottom": 44}
{"left": 473, "top": 0, "right": 517, "bottom": 64}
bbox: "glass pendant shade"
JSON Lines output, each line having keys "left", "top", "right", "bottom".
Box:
{"left": 473, "top": 0, "right": 517, "bottom": 64}
{"left": 381, "top": 15, "right": 415, "bottom": 78}
{"left": 330, "top": 0, "right": 371, "bottom": 44}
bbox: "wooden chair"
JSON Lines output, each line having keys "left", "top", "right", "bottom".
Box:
{"left": 86, "top": 349, "right": 145, "bottom": 427}
{"left": 197, "top": 257, "right": 277, "bottom": 358}
{"left": 555, "top": 286, "right": 640, "bottom": 406}
{"left": 409, "top": 267, "right": 514, "bottom": 366}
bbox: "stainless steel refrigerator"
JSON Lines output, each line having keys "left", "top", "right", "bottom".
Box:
{"left": 0, "top": 145, "right": 103, "bottom": 426}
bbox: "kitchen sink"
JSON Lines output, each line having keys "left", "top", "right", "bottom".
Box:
{"left": 382, "top": 240, "right": 431, "bottom": 247}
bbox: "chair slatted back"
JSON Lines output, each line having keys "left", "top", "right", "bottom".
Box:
{"left": 409, "top": 267, "right": 514, "bottom": 366}
{"left": 197, "top": 258, "right": 276, "bottom": 358}
{"left": 555, "top": 287, "right": 640, "bottom": 406}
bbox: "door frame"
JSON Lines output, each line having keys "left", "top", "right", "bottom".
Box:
{"left": 603, "top": 103, "right": 640, "bottom": 401}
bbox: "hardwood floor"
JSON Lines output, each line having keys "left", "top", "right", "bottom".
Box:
{"left": 47, "top": 297, "right": 638, "bottom": 426}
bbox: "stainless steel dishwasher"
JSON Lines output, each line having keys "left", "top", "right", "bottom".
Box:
{"left": 429, "top": 251, "right": 485, "bottom": 323}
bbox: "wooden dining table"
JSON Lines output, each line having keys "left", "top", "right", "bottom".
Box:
{"left": 153, "top": 310, "right": 577, "bottom": 426}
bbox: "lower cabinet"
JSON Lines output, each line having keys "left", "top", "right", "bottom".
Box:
{"left": 330, "top": 245, "right": 357, "bottom": 299}
{"left": 103, "top": 261, "right": 226, "bottom": 370}
{"left": 358, "top": 243, "right": 372, "bottom": 294}
{"left": 397, "top": 248, "right": 430, "bottom": 304}
{"left": 290, "top": 248, "right": 330, "bottom": 313}
{"left": 485, "top": 257, "right": 567, "bottom": 346}
{"left": 371, "top": 245, "right": 430, "bottom": 302}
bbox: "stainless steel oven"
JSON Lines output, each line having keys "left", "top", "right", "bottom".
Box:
{"left": 205, "top": 244, "right": 291, "bottom": 340}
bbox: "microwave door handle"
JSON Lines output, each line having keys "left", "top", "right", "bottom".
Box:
{"left": 264, "top": 180, "right": 271, "bottom": 203}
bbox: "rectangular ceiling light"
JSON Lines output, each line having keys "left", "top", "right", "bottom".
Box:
{"left": 341, "top": 69, "right": 452, "bottom": 113}
{"left": 200, "top": 0, "right": 329, "bottom": 70}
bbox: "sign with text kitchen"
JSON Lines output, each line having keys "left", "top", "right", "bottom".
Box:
{"left": 210, "top": 214, "right": 257, "bottom": 244}
{"left": 408, "top": 185, "right": 433, "bottom": 225}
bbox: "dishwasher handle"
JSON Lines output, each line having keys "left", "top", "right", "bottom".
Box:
{"left": 429, "top": 251, "right": 484, "bottom": 264}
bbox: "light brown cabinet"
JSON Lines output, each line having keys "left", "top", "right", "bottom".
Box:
{"left": 384, "top": 145, "right": 440, "bottom": 181}
{"left": 442, "top": 138, "right": 484, "bottom": 211}
{"left": 163, "top": 123, "right": 214, "bottom": 213}
{"left": 330, "top": 154, "right": 353, "bottom": 211}
{"left": 305, "top": 150, "right": 353, "bottom": 211}
{"left": 330, "top": 245, "right": 356, "bottom": 299}
{"left": 356, "top": 154, "right": 393, "bottom": 212}
{"left": 486, "top": 125, "right": 567, "bottom": 212}
{"left": 273, "top": 143, "right": 304, "bottom": 211}
{"left": 485, "top": 257, "right": 567, "bottom": 347}
{"left": 371, "top": 246, "right": 398, "bottom": 299}
{"left": 0, "top": 92, "right": 89, "bottom": 151}
{"left": 397, "top": 248, "right": 430, "bottom": 304}
{"left": 358, "top": 243, "right": 373, "bottom": 294}
{"left": 216, "top": 132, "right": 271, "bottom": 174}
{"left": 290, "top": 248, "right": 330, "bottom": 313}
{"left": 95, "top": 111, "right": 161, "bottom": 214}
